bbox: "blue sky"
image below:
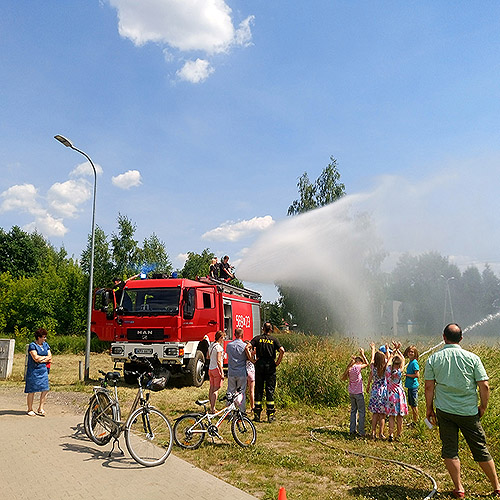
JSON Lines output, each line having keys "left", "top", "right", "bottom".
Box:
{"left": 2, "top": 1, "right": 500, "bottom": 301}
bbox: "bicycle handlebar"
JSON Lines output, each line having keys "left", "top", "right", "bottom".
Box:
{"left": 220, "top": 389, "right": 244, "bottom": 404}
{"left": 127, "top": 354, "right": 155, "bottom": 388}
{"left": 128, "top": 353, "right": 155, "bottom": 370}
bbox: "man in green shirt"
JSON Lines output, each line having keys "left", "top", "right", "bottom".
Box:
{"left": 425, "top": 323, "right": 500, "bottom": 498}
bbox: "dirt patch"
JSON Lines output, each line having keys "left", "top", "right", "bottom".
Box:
{"left": 0, "top": 385, "right": 89, "bottom": 416}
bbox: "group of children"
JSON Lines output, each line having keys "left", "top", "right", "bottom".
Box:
{"left": 342, "top": 341, "right": 420, "bottom": 441}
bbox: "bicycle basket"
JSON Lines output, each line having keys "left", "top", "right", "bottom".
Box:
{"left": 148, "top": 376, "right": 167, "bottom": 391}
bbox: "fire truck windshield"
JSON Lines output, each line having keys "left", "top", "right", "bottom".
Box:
{"left": 121, "top": 287, "right": 181, "bottom": 315}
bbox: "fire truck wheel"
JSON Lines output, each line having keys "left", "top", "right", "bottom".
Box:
{"left": 185, "top": 350, "right": 205, "bottom": 387}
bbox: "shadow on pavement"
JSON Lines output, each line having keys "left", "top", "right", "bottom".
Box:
{"left": 0, "top": 409, "right": 30, "bottom": 417}
{"left": 60, "top": 441, "right": 144, "bottom": 469}
{"left": 69, "top": 422, "right": 90, "bottom": 441}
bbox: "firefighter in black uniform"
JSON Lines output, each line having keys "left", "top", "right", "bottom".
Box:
{"left": 247, "top": 322, "right": 285, "bottom": 422}
{"left": 112, "top": 274, "right": 140, "bottom": 305}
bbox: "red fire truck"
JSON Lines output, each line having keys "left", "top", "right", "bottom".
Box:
{"left": 91, "top": 276, "right": 261, "bottom": 386}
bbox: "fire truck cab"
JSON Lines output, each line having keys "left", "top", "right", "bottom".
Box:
{"left": 91, "top": 276, "right": 261, "bottom": 386}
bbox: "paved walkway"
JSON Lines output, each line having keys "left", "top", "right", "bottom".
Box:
{"left": 0, "top": 389, "right": 258, "bottom": 500}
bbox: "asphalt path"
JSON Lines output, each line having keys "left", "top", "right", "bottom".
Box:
{"left": 0, "top": 388, "right": 258, "bottom": 500}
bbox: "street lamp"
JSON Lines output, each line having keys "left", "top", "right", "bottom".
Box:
{"left": 440, "top": 275, "right": 455, "bottom": 326}
{"left": 54, "top": 135, "right": 97, "bottom": 381}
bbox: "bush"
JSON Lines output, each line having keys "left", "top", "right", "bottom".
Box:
{"left": 3, "top": 332, "right": 109, "bottom": 354}
{"left": 48, "top": 335, "right": 110, "bottom": 354}
{"left": 472, "top": 344, "right": 500, "bottom": 452}
{"left": 275, "top": 332, "right": 318, "bottom": 352}
{"left": 276, "top": 337, "right": 353, "bottom": 408}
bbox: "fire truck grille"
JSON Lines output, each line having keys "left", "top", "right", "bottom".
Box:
{"left": 127, "top": 328, "right": 164, "bottom": 341}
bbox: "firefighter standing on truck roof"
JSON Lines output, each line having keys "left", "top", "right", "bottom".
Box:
{"left": 247, "top": 322, "right": 285, "bottom": 423}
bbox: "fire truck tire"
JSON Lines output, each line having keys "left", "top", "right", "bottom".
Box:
{"left": 185, "top": 350, "right": 205, "bottom": 387}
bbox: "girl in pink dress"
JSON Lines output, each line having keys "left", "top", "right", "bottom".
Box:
{"left": 385, "top": 342, "right": 408, "bottom": 442}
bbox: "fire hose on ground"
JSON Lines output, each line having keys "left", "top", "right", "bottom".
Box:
{"left": 310, "top": 425, "right": 438, "bottom": 499}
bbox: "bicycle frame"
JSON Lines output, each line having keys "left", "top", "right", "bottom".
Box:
{"left": 91, "top": 373, "right": 151, "bottom": 435}
{"left": 85, "top": 363, "right": 173, "bottom": 467}
{"left": 185, "top": 396, "right": 241, "bottom": 438}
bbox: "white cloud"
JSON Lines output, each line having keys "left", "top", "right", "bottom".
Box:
{"left": 108, "top": 0, "right": 254, "bottom": 81}
{"left": 47, "top": 179, "right": 91, "bottom": 218}
{"left": 111, "top": 170, "right": 142, "bottom": 189}
{"left": 70, "top": 161, "right": 103, "bottom": 178}
{"left": 202, "top": 215, "right": 275, "bottom": 242}
{"left": 176, "top": 253, "right": 189, "bottom": 267}
{"left": 0, "top": 184, "right": 70, "bottom": 237}
{"left": 163, "top": 48, "right": 174, "bottom": 63}
{"left": 0, "top": 160, "right": 107, "bottom": 239}
{"left": 234, "top": 15, "right": 255, "bottom": 47}
{"left": 0, "top": 184, "right": 41, "bottom": 215}
{"left": 24, "top": 213, "right": 68, "bottom": 238}
{"left": 176, "top": 59, "right": 214, "bottom": 83}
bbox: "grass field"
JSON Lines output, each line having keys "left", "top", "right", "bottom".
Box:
{"left": 4, "top": 337, "right": 500, "bottom": 500}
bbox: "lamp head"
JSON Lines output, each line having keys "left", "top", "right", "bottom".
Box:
{"left": 54, "top": 135, "right": 73, "bottom": 148}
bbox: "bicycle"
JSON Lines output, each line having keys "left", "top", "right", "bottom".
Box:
{"left": 83, "top": 360, "right": 173, "bottom": 467}
{"left": 173, "top": 390, "right": 257, "bottom": 449}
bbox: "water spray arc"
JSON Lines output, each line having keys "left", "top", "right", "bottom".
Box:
{"left": 420, "top": 311, "right": 500, "bottom": 358}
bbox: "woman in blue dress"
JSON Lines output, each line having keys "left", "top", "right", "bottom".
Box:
{"left": 25, "top": 328, "right": 51, "bottom": 416}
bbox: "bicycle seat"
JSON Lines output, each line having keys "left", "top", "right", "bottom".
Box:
{"left": 106, "top": 371, "right": 121, "bottom": 382}
{"left": 195, "top": 399, "right": 209, "bottom": 406}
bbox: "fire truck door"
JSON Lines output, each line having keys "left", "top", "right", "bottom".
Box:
{"left": 182, "top": 288, "right": 218, "bottom": 341}
{"left": 223, "top": 300, "right": 233, "bottom": 339}
{"left": 92, "top": 289, "right": 116, "bottom": 341}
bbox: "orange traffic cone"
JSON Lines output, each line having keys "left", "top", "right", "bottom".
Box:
{"left": 278, "top": 487, "right": 287, "bottom": 500}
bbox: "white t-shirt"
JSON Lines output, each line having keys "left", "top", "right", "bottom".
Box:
{"left": 208, "top": 342, "right": 224, "bottom": 370}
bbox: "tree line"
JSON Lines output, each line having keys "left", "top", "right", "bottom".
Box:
{"left": 273, "top": 157, "right": 500, "bottom": 336}
{"left": 2, "top": 156, "right": 499, "bottom": 338}
{"left": 0, "top": 216, "right": 241, "bottom": 336}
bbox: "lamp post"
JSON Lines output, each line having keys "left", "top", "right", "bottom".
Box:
{"left": 54, "top": 135, "right": 97, "bottom": 381}
{"left": 440, "top": 275, "right": 455, "bottom": 326}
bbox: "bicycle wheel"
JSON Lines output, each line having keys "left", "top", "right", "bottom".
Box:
{"left": 173, "top": 414, "right": 206, "bottom": 450}
{"left": 83, "top": 404, "right": 92, "bottom": 439}
{"left": 125, "top": 406, "right": 173, "bottom": 467}
{"left": 231, "top": 414, "right": 257, "bottom": 447}
{"left": 87, "top": 392, "right": 116, "bottom": 446}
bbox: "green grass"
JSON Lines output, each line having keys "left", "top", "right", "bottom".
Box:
{"left": 4, "top": 338, "right": 500, "bottom": 499}
{"left": 277, "top": 335, "right": 351, "bottom": 408}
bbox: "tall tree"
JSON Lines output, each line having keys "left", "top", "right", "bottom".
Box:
{"left": 287, "top": 156, "right": 345, "bottom": 216}
{"left": 180, "top": 249, "right": 215, "bottom": 279}
{"left": 481, "top": 264, "right": 500, "bottom": 316}
{"left": 80, "top": 225, "right": 114, "bottom": 288}
{"left": 0, "top": 226, "right": 49, "bottom": 278}
{"left": 457, "top": 266, "right": 483, "bottom": 327}
{"left": 139, "top": 233, "right": 172, "bottom": 276}
{"left": 0, "top": 231, "right": 87, "bottom": 335}
{"left": 281, "top": 157, "right": 348, "bottom": 334}
{"left": 110, "top": 213, "right": 140, "bottom": 278}
{"left": 387, "top": 252, "right": 461, "bottom": 334}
